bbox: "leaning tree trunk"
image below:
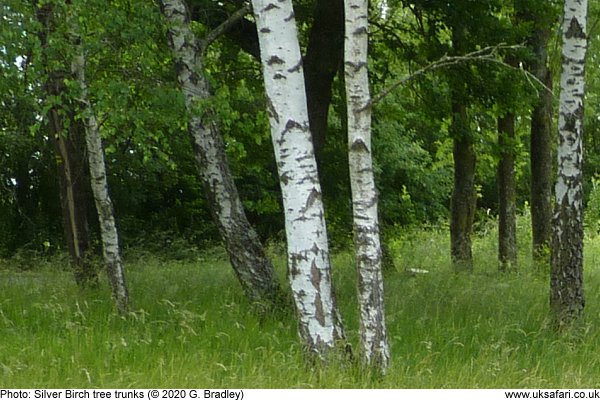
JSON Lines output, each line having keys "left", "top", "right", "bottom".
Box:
{"left": 344, "top": 0, "right": 389, "bottom": 373}
{"left": 71, "top": 47, "right": 129, "bottom": 314}
{"left": 34, "top": 0, "right": 96, "bottom": 286}
{"left": 550, "top": 0, "right": 588, "bottom": 328}
{"left": 159, "top": 0, "right": 286, "bottom": 310}
{"left": 251, "top": 0, "right": 346, "bottom": 356}
{"left": 498, "top": 113, "right": 517, "bottom": 271}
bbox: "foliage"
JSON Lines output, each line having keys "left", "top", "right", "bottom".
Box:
{"left": 0, "top": 0, "right": 599, "bottom": 262}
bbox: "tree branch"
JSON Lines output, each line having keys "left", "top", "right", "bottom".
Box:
{"left": 199, "top": 4, "right": 252, "bottom": 53}
{"left": 367, "top": 43, "right": 554, "bottom": 110}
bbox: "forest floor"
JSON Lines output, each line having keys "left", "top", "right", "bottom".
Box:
{"left": 2, "top": 220, "right": 600, "bottom": 388}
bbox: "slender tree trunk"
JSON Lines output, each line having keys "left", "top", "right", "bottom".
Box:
{"left": 529, "top": 28, "right": 554, "bottom": 266}
{"left": 251, "top": 0, "right": 346, "bottom": 356}
{"left": 34, "top": 1, "right": 96, "bottom": 286}
{"left": 344, "top": 0, "right": 389, "bottom": 373}
{"left": 71, "top": 47, "right": 129, "bottom": 314}
{"left": 498, "top": 113, "right": 517, "bottom": 271}
{"left": 550, "top": 0, "right": 588, "bottom": 328}
{"left": 159, "top": 0, "right": 286, "bottom": 310}
{"left": 516, "top": 2, "right": 555, "bottom": 266}
{"left": 450, "top": 99, "right": 476, "bottom": 272}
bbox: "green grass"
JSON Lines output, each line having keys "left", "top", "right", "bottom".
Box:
{"left": 2, "top": 223, "right": 600, "bottom": 388}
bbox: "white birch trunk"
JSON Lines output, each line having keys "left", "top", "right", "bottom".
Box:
{"left": 551, "top": 0, "right": 588, "bottom": 326}
{"left": 344, "top": 0, "right": 389, "bottom": 372}
{"left": 251, "top": 0, "right": 346, "bottom": 354}
{"left": 159, "top": 0, "right": 285, "bottom": 310}
{"left": 71, "top": 48, "right": 129, "bottom": 314}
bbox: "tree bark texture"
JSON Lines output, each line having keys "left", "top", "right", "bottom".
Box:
{"left": 34, "top": 1, "right": 96, "bottom": 286}
{"left": 516, "top": 1, "right": 555, "bottom": 265}
{"left": 498, "top": 113, "right": 517, "bottom": 271}
{"left": 550, "top": 0, "right": 588, "bottom": 327}
{"left": 450, "top": 99, "right": 476, "bottom": 272}
{"left": 528, "top": 25, "right": 554, "bottom": 265}
{"left": 344, "top": 0, "right": 390, "bottom": 373}
{"left": 160, "top": 0, "right": 286, "bottom": 310}
{"left": 252, "top": 0, "right": 346, "bottom": 355}
{"left": 71, "top": 48, "right": 129, "bottom": 314}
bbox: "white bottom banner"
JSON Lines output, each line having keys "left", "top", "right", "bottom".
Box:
{"left": 1, "top": 389, "right": 599, "bottom": 400}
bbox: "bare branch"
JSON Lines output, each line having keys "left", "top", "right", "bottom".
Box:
{"left": 367, "top": 43, "right": 554, "bottom": 110}
{"left": 200, "top": 4, "right": 252, "bottom": 53}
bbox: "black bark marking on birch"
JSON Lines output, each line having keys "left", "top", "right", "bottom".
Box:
{"left": 262, "top": 3, "right": 280, "bottom": 12}
{"left": 310, "top": 242, "right": 320, "bottom": 255}
{"left": 353, "top": 26, "right": 367, "bottom": 35}
{"left": 574, "top": 104, "right": 584, "bottom": 120}
{"left": 287, "top": 59, "right": 303, "bottom": 73}
{"left": 267, "top": 55, "right": 285, "bottom": 65}
{"left": 565, "top": 17, "right": 586, "bottom": 39}
{"left": 314, "top": 291, "right": 326, "bottom": 326}
{"left": 283, "top": 119, "right": 303, "bottom": 134}
{"left": 350, "top": 138, "right": 369, "bottom": 153}
{"left": 563, "top": 113, "right": 578, "bottom": 132}
{"left": 280, "top": 171, "right": 290, "bottom": 185}
{"left": 266, "top": 97, "right": 279, "bottom": 123}
{"left": 345, "top": 60, "right": 367, "bottom": 72}
{"left": 284, "top": 11, "right": 295, "bottom": 22}
{"left": 310, "top": 259, "right": 321, "bottom": 290}
{"left": 260, "top": 27, "right": 271, "bottom": 33}
{"left": 304, "top": 188, "right": 321, "bottom": 212}
{"left": 273, "top": 73, "right": 286, "bottom": 80}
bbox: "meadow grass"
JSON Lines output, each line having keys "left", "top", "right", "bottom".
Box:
{"left": 2, "top": 222, "right": 600, "bottom": 388}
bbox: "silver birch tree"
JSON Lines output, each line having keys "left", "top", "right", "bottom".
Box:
{"left": 551, "top": 0, "right": 588, "bottom": 327}
{"left": 159, "top": 0, "right": 286, "bottom": 310}
{"left": 251, "top": 0, "right": 346, "bottom": 355}
{"left": 344, "top": 0, "right": 389, "bottom": 372}
{"left": 71, "top": 42, "right": 129, "bottom": 314}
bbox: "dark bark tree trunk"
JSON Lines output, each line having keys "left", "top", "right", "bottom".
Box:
{"left": 160, "top": 0, "right": 287, "bottom": 311}
{"left": 516, "top": 2, "right": 555, "bottom": 266}
{"left": 34, "top": 1, "right": 96, "bottom": 286}
{"left": 529, "top": 29, "right": 554, "bottom": 266}
{"left": 550, "top": 0, "right": 588, "bottom": 328}
{"left": 304, "top": 0, "right": 344, "bottom": 162}
{"left": 498, "top": 113, "right": 517, "bottom": 271}
{"left": 450, "top": 99, "right": 476, "bottom": 272}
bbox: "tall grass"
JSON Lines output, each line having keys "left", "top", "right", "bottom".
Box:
{"left": 1, "top": 220, "right": 600, "bottom": 388}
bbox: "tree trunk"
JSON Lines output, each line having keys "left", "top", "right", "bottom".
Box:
{"left": 450, "top": 99, "right": 476, "bottom": 272}
{"left": 528, "top": 27, "right": 554, "bottom": 266}
{"left": 550, "top": 0, "right": 588, "bottom": 328}
{"left": 344, "top": 0, "right": 390, "bottom": 373}
{"left": 304, "top": 0, "right": 344, "bottom": 162}
{"left": 251, "top": 0, "right": 346, "bottom": 356}
{"left": 159, "top": 0, "right": 286, "bottom": 311}
{"left": 34, "top": 1, "right": 96, "bottom": 286}
{"left": 498, "top": 113, "right": 517, "bottom": 271}
{"left": 516, "top": 2, "right": 555, "bottom": 266}
{"left": 191, "top": 0, "right": 344, "bottom": 162}
{"left": 71, "top": 47, "right": 129, "bottom": 314}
